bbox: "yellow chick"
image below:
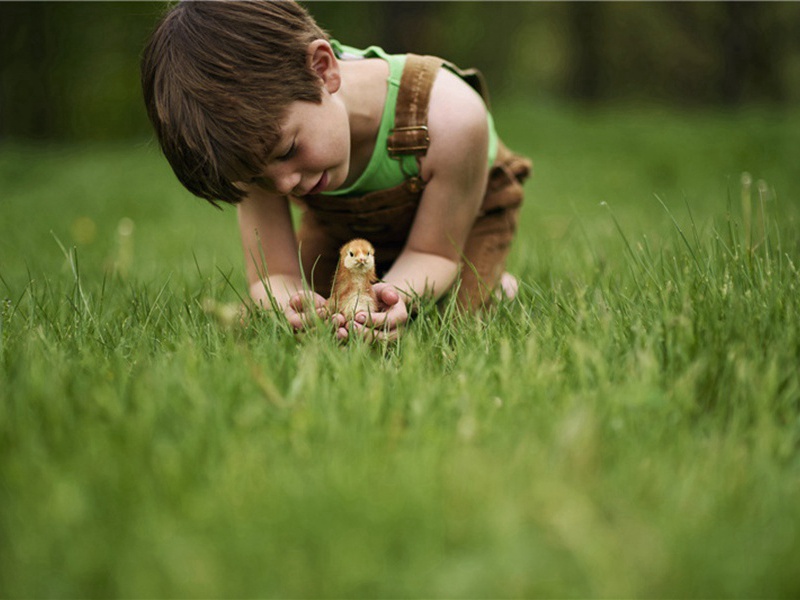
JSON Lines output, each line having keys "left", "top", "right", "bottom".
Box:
{"left": 329, "top": 238, "right": 378, "bottom": 319}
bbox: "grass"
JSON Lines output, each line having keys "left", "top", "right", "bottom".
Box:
{"left": 1, "top": 101, "right": 800, "bottom": 597}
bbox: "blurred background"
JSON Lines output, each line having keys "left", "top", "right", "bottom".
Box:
{"left": 2, "top": 1, "right": 799, "bottom": 290}
{"left": 2, "top": 1, "right": 800, "bottom": 142}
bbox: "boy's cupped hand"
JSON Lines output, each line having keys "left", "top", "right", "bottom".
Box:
{"left": 285, "top": 291, "right": 346, "bottom": 336}
{"left": 348, "top": 282, "right": 408, "bottom": 343}
{"left": 285, "top": 284, "right": 407, "bottom": 342}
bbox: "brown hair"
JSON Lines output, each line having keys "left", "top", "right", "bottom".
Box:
{"left": 141, "top": 0, "right": 328, "bottom": 207}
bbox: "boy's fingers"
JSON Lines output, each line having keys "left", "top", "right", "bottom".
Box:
{"left": 289, "top": 292, "right": 326, "bottom": 311}
{"left": 354, "top": 300, "right": 408, "bottom": 331}
{"left": 286, "top": 312, "right": 305, "bottom": 330}
{"left": 376, "top": 302, "right": 408, "bottom": 328}
{"left": 288, "top": 294, "right": 306, "bottom": 311}
{"left": 357, "top": 311, "right": 389, "bottom": 328}
{"left": 375, "top": 285, "right": 400, "bottom": 307}
{"left": 287, "top": 305, "right": 346, "bottom": 335}
{"left": 351, "top": 321, "right": 399, "bottom": 343}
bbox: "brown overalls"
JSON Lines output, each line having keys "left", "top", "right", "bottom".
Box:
{"left": 295, "top": 54, "right": 532, "bottom": 311}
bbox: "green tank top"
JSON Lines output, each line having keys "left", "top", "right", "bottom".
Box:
{"left": 323, "top": 40, "right": 498, "bottom": 197}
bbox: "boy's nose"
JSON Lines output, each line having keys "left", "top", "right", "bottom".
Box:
{"left": 274, "top": 171, "right": 302, "bottom": 196}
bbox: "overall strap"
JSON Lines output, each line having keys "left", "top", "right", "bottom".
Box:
{"left": 387, "top": 54, "right": 444, "bottom": 186}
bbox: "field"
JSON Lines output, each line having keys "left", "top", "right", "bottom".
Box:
{"left": 1, "top": 102, "right": 800, "bottom": 597}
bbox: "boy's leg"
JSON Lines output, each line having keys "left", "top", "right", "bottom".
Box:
{"left": 457, "top": 142, "right": 532, "bottom": 311}
{"left": 496, "top": 272, "right": 520, "bottom": 300}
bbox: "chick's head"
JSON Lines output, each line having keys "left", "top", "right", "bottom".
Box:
{"left": 340, "top": 238, "right": 376, "bottom": 273}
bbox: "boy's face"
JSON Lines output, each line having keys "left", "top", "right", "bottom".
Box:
{"left": 248, "top": 91, "right": 351, "bottom": 197}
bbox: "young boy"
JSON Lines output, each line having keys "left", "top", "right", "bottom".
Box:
{"left": 141, "top": 0, "right": 531, "bottom": 341}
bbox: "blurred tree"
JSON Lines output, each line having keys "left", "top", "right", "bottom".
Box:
{"left": 1, "top": 1, "right": 799, "bottom": 142}
{"left": 379, "top": 2, "right": 438, "bottom": 55}
{"left": 0, "top": 3, "right": 60, "bottom": 138}
{"left": 718, "top": 2, "right": 784, "bottom": 104}
{"left": 566, "top": 2, "right": 604, "bottom": 102}
{"left": 0, "top": 1, "right": 163, "bottom": 141}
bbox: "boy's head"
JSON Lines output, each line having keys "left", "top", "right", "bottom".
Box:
{"left": 141, "top": 0, "right": 328, "bottom": 206}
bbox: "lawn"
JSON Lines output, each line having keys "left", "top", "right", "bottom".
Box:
{"left": 1, "top": 101, "right": 799, "bottom": 597}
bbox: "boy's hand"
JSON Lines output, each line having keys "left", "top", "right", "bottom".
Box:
{"left": 285, "top": 291, "right": 346, "bottom": 337}
{"left": 349, "top": 283, "right": 408, "bottom": 342}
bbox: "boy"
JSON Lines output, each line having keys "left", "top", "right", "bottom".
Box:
{"left": 141, "top": 0, "right": 531, "bottom": 341}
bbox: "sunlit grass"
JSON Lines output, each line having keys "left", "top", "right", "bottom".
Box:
{"left": 1, "top": 104, "right": 799, "bottom": 597}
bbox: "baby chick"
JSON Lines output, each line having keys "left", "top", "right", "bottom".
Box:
{"left": 329, "top": 238, "right": 378, "bottom": 319}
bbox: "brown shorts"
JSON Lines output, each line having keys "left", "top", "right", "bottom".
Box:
{"left": 296, "top": 141, "right": 532, "bottom": 311}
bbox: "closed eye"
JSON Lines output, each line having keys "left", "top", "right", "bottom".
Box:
{"left": 277, "top": 142, "right": 297, "bottom": 162}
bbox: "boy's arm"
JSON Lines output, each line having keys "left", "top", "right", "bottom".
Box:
{"left": 237, "top": 187, "right": 304, "bottom": 308}
{"left": 238, "top": 187, "right": 343, "bottom": 334}
{"left": 380, "top": 68, "right": 490, "bottom": 305}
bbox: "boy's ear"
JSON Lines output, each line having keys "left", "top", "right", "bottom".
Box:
{"left": 307, "top": 39, "right": 341, "bottom": 94}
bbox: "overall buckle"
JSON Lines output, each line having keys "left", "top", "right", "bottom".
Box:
{"left": 387, "top": 125, "right": 430, "bottom": 157}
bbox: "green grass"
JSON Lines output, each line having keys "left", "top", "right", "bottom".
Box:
{"left": 2, "top": 102, "right": 800, "bottom": 597}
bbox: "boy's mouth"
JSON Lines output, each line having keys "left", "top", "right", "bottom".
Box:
{"left": 306, "top": 171, "right": 328, "bottom": 195}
